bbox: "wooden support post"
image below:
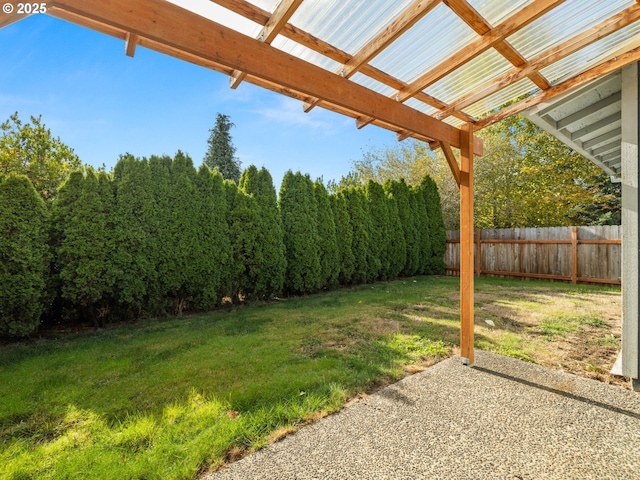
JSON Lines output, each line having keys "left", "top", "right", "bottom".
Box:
{"left": 460, "top": 124, "right": 475, "bottom": 365}
{"left": 571, "top": 226, "right": 578, "bottom": 284}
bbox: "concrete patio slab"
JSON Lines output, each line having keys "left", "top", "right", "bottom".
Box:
{"left": 206, "top": 351, "right": 640, "bottom": 480}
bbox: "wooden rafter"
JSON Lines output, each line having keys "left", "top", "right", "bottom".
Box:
{"left": 476, "top": 44, "right": 640, "bottom": 129}
{"left": 357, "top": 0, "right": 564, "bottom": 127}
{"left": 0, "top": 10, "right": 29, "bottom": 29}
{"left": 437, "top": 3, "right": 640, "bottom": 120}
{"left": 125, "top": 32, "right": 139, "bottom": 57}
{"left": 229, "top": 0, "right": 303, "bottom": 89}
{"left": 46, "top": 0, "right": 482, "bottom": 154}
{"left": 444, "top": 0, "right": 551, "bottom": 90}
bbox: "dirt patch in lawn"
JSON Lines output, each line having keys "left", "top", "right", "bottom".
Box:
{"left": 472, "top": 285, "right": 628, "bottom": 389}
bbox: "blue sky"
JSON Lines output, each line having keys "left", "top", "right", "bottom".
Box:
{"left": 0, "top": 13, "right": 398, "bottom": 188}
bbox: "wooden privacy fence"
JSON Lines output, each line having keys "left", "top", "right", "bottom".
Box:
{"left": 445, "top": 226, "right": 621, "bottom": 285}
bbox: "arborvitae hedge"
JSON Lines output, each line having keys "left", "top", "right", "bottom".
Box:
{"left": 0, "top": 174, "right": 49, "bottom": 337}
{"left": 280, "top": 171, "right": 321, "bottom": 294}
{"left": 52, "top": 170, "right": 116, "bottom": 326}
{"left": 365, "top": 181, "right": 389, "bottom": 281}
{"left": 384, "top": 179, "right": 419, "bottom": 277}
{"left": 313, "top": 180, "right": 340, "bottom": 289}
{"left": 385, "top": 191, "right": 406, "bottom": 279}
{"left": 420, "top": 175, "right": 447, "bottom": 274}
{"left": 194, "top": 165, "right": 231, "bottom": 309}
{"left": 411, "top": 186, "right": 431, "bottom": 275}
{"left": 239, "top": 166, "right": 286, "bottom": 299}
{"left": 343, "top": 187, "right": 369, "bottom": 285}
{"left": 0, "top": 151, "right": 448, "bottom": 336}
{"left": 329, "top": 192, "right": 355, "bottom": 285}
{"left": 225, "top": 180, "right": 262, "bottom": 302}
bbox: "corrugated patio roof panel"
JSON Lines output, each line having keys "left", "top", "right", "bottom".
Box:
{"left": 540, "top": 22, "right": 640, "bottom": 85}
{"left": 465, "top": 78, "right": 537, "bottom": 119}
{"left": 507, "top": 0, "right": 633, "bottom": 61}
{"left": 466, "top": 0, "right": 534, "bottom": 26}
{"left": 369, "top": 2, "right": 479, "bottom": 84}
{"left": 426, "top": 49, "right": 514, "bottom": 106}
{"left": 288, "top": 0, "right": 414, "bottom": 57}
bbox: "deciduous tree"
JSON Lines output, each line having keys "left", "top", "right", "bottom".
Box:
{"left": 0, "top": 112, "right": 81, "bottom": 201}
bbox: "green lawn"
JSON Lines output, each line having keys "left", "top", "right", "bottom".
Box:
{"left": 0, "top": 276, "right": 621, "bottom": 479}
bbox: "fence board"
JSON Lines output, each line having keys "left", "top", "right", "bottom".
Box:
{"left": 444, "top": 226, "right": 621, "bottom": 284}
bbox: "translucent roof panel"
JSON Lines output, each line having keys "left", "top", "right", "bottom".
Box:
{"left": 444, "top": 117, "right": 465, "bottom": 128}
{"left": 541, "top": 22, "right": 640, "bottom": 85}
{"left": 464, "top": 78, "right": 536, "bottom": 119}
{"left": 404, "top": 98, "right": 439, "bottom": 117}
{"left": 350, "top": 73, "right": 396, "bottom": 97}
{"left": 167, "top": 0, "right": 262, "bottom": 37}
{"left": 271, "top": 35, "right": 342, "bottom": 72}
{"left": 288, "top": 0, "right": 414, "bottom": 57}
{"left": 246, "top": 0, "right": 280, "bottom": 14}
{"left": 425, "top": 49, "right": 513, "bottom": 105}
{"left": 370, "top": 3, "right": 479, "bottom": 84}
{"left": 507, "top": 0, "right": 633, "bottom": 61}
{"left": 466, "top": 0, "right": 533, "bottom": 26}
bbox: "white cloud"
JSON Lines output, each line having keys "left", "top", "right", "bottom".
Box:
{"left": 252, "top": 97, "right": 351, "bottom": 135}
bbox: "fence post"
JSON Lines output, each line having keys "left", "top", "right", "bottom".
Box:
{"left": 475, "top": 229, "right": 482, "bottom": 277}
{"left": 571, "top": 226, "right": 578, "bottom": 284}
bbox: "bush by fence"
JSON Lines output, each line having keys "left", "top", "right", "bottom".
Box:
{"left": 0, "top": 156, "right": 447, "bottom": 337}
{"left": 445, "top": 226, "right": 621, "bottom": 284}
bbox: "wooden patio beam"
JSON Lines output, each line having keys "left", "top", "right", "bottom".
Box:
{"left": 46, "top": 0, "right": 481, "bottom": 153}
{"left": 229, "top": 0, "right": 303, "bottom": 89}
{"left": 476, "top": 44, "right": 640, "bottom": 129}
{"left": 437, "top": 3, "right": 640, "bottom": 120}
{"left": 0, "top": 9, "right": 31, "bottom": 29}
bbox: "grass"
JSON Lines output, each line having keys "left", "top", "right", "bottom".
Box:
{"left": 0, "top": 276, "right": 622, "bottom": 479}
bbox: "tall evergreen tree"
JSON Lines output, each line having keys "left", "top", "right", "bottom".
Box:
{"left": 364, "top": 180, "right": 389, "bottom": 280}
{"left": 343, "top": 187, "right": 369, "bottom": 285}
{"left": 384, "top": 179, "right": 420, "bottom": 276}
{"left": 203, "top": 113, "right": 242, "bottom": 183}
{"left": 0, "top": 174, "right": 49, "bottom": 336}
{"left": 410, "top": 187, "right": 431, "bottom": 275}
{"left": 112, "top": 155, "right": 157, "bottom": 315}
{"left": 313, "top": 180, "right": 340, "bottom": 289}
{"left": 193, "top": 165, "right": 232, "bottom": 308}
{"left": 52, "top": 170, "right": 117, "bottom": 326}
{"left": 239, "top": 165, "right": 286, "bottom": 299}
{"left": 165, "top": 152, "right": 200, "bottom": 314}
{"left": 329, "top": 191, "right": 355, "bottom": 285}
{"left": 385, "top": 191, "right": 407, "bottom": 279}
{"left": 224, "top": 180, "right": 262, "bottom": 302}
{"left": 420, "top": 175, "right": 447, "bottom": 274}
{"left": 279, "top": 171, "right": 321, "bottom": 294}
{"left": 148, "top": 154, "right": 173, "bottom": 313}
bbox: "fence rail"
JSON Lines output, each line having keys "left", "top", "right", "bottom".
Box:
{"left": 445, "top": 226, "right": 621, "bottom": 285}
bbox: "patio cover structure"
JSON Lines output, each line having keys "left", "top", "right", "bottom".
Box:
{"left": 3, "top": 0, "right": 639, "bottom": 385}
